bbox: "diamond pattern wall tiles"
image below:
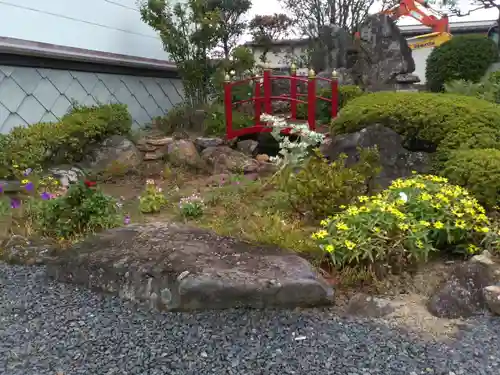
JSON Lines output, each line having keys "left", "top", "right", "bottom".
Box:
{"left": 0, "top": 65, "right": 184, "bottom": 133}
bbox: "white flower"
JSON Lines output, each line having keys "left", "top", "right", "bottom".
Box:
{"left": 399, "top": 192, "right": 408, "bottom": 203}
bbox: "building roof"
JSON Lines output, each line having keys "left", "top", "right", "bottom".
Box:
{"left": 243, "top": 19, "right": 497, "bottom": 47}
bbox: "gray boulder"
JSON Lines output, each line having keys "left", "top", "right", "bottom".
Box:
{"left": 46, "top": 222, "right": 334, "bottom": 311}
{"left": 82, "top": 135, "right": 142, "bottom": 173}
{"left": 427, "top": 262, "right": 495, "bottom": 319}
{"left": 320, "top": 124, "right": 431, "bottom": 188}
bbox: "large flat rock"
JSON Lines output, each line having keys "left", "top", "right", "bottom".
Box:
{"left": 46, "top": 223, "right": 334, "bottom": 311}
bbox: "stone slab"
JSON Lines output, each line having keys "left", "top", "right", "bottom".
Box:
{"left": 46, "top": 222, "right": 334, "bottom": 311}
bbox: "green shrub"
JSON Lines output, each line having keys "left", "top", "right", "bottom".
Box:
{"left": 312, "top": 175, "right": 492, "bottom": 273}
{"left": 138, "top": 179, "right": 168, "bottom": 214}
{"left": 204, "top": 103, "right": 253, "bottom": 136}
{"left": 279, "top": 147, "right": 380, "bottom": 219}
{"left": 332, "top": 91, "right": 500, "bottom": 153}
{"left": 32, "top": 180, "right": 123, "bottom": 239}
{"left": 426, "top": 35, "right": 498, "bottom": 92}
{"left": 1, "top": 103, "right": 131, "bottom": 175}
{"left": 487, "top": 70, "right": 500, "bottom": 84}
{"left": 296, "top": 85, "right": 364, "bottom": 123}
{"left": 444, "top": 79, "right": 500, "bottom": 104}
{"left": 441, "top": 149, "right": 500, "bottom": 208}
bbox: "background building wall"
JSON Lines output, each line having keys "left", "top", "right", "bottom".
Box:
{"left": 0, "top": 0, "right": 170, "bottom": 60}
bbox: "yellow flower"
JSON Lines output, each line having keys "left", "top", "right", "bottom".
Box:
{"left": 398, "top": 223, "right": 409, "bottom": 231}
{"left": 416, "top": 240, "right": 424, "bottom": 249}
{"left": 467, "top": 244, "right": 479, "bottom": 254}
{"left": 414, "top": 183, "right": 426, "bottom": 189}
{"left": 418, "top": 220, "right": 430, "bottom": 227}
{"left": 311, "top": 230, "right": 328, "bottom": 240}
{"left": 336, "top": 222, "right": 349, "bottom": 231}
{"left": 320, "top": 219, "right": 330, "bottom": 227}
{"left": 434, "top": 221, "right": 444, "bottom": 229}
{"left": 373, "top": 227, "right": 381, "bottom": 233}
{"left": 12, "top": 164, "right": 18, "bottom": 169}
{"left": 420, "top": 192, "right": 432, "bottom": 201}
{"left": 339, "top": 205, "right": 346, "bottom": 209}
{"left": 455, "top": 220, "right": 466, "bottom": 229}
{"left": 358, "top": 196, "right": 369, "bottom": 202}
{"left": 47, "top": 176, "right": 53, "bottom": 180}
{"left": 325, "top": 244, "right": 334, "bottom": 252}
{"left": 21, "top": 179, "right": 29, "bottom": 184}
{"left": 431, "top": 203, "right": 441, "bottom": 209}
{"left": 475, "top": 226, "right": 490, "bottom": 233}
{"left": 344, "top": 240, "right": 356, "bottom": 250}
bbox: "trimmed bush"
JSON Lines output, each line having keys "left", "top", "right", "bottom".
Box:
{"left": 1, "top": 103, "right": 131, "bottom": 174}
{"left": 297, "top": 85, "right": 364, "bottom": 123}
{"left": 426, "top": 35, "right": 498, "bottom": 92}
{"left": 331, "top": 91, "right": 500, "bottom": 153}
{"left": 441, "top": 149, "right": 500, "bottom": 208}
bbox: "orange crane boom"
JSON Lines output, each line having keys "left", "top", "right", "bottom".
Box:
{"left": 382, "top": 0, "right": 449, "bottom": 33}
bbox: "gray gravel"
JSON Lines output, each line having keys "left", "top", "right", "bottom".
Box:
{"left": 1, "top": 263, "right": 499, "bottom": 375}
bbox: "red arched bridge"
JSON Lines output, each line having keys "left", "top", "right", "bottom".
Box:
{"left": 223, "top": 65, "right": 340, "bottom": 139}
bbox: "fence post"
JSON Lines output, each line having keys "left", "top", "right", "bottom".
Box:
{"left": 307, "top": 68, "right": 316, "bottom": 131}
{"left": 331, "top": 69, "right": 339, "bottom": 119}
{"left": 224, "top": 73, "right": 233, "bottom": 139}
{"left": 254, "top": 78, "right": 262, "bottom": 126}
{"left": 263, "top": 67, "right": 272, "bottom": 115}
{"left": 290, "top": 63, "right": 297, "bottom": 120}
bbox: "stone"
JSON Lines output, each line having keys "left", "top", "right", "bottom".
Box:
{"left": 194, "top": 137, "right": 225, "bottom": 151}
{"left": 311, "top": 25, "right": 353, "bottom": 73}
{"left": 236, "top": 139, "right": 259, "bottom": 156}
{"left": 427, "top": 262, "right": 495, "bottom": 319}
{"left": 143, "top": 150, "right": 167, "bottom": 161}
{"left": 146, "top": 137, "right": 174, "bottom": 146}
{"left": 45, "top": 222, "right": 334, "bottom": 311}
{"left": 345, "top": 293, "right": 396, "bottom": 318}
{"left": 1, "top": 235, "right": 59, "bottom": 264}
{"left": 48, "top": 165, "right": 86, "bottom": 187}
{"left": 355, "top": 14, "right": 415, "bottom": 89}
{"left": 255, "top": 154, "right": 270, "bottom": 163}
{"left": 201, "top": 146, "right": 260, "bottom": 174}
{"left": 82, "top": 135, "right": 142, "bottom": 173}
{"left": 471, "top": 250, "right": 500, "bottom": 282}
{"left": 483, "top": 285, "right": 500, "bottom": 315}
{"left": 166, "top": 140, "right": 204, "bottom": 169}
{"left": 320, "top": 124, "right": 431, "bottom": 189}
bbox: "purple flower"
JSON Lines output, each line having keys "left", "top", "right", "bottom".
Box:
{"left": 124, "top": 215, "right": 131, "bottom": 225}
{"left": 24, "top": 182, "right": 34, "bottom": 192}
{"left": 0, "top": 185, "right": 3, "bottom": 194}
{"left": 40, "top": 192, "right": 52, "bottom": 200}
{"left": 10, "top": 198, "right": 20, "bottom": 209}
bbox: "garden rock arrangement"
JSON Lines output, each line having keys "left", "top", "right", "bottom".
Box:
{"left": 46, "top": 222, "right": 335, "bottom": 311}
{"left": 427, "top": 251, "right": 500, "bottom": 318}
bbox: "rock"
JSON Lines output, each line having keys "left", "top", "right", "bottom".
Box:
{"left": 82, "top": 135, "right": 142, "bottom": 173}
{"left": 255, "top": 154, "right": 270, "bottom": 163}
{"left": 345, "top": 293, "right": 396, "bottom": 318}
{"left": 483, "top": 285, "right": 500, "bottom": 315}
{"left": 45, "top": 222, "right": 334, "bottom": 311}
{"left": 311, "top": 25, "right": 353, "bottom": 73}
{"left": 236, "top": 140, "right": 259, "bottom": 156}
{"left": 355, "top": 14, "right": 416, "bottom": 89}
{"left": 0, "top": 180, "right": 23, "bottom": 193}
{"left": 0, "top": 235, "right": 59, "bottom": 264}
{"left": 143, "top": 150, "right": 167, "bottom": 161}
{"left": 201, "top": 146, "right": 260, "bottom": 174}
{"left": 321, "top": 124, "right": 431, "bottom": 188}
{"left": 471, "top": 250, "right": 500, "bottom": 283}
{"left": 427, "top": 262, "right": 495, "bottom": 319}
{"left": 48, "top": 165, "right": 86, "bottom": 187}
{"left": 166, "top": 140, "right": 204, "bottom": 169}
{"left": 146, "top": 137, "right": 173, "bottom": 146}
{"left": 194, "top": 137, "right": 225, "bottom": 151}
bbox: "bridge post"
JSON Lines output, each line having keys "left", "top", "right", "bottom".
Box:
{"left": 254, "top": 78, "right": 262, "bottom": 126}
{"left": 224, "top": 73, "right": 233, "bottom": 139}
{"left": 263, "top": 67, "right": 272, "bottom": 115}
{"left": 307, "top": 69, "right": 316, "bottom": 131}
{"left": 331, "top": 69, "right": 339, "bottom": 119}
{"left": 290, "top": 63, "right": 297, "bottom": 120}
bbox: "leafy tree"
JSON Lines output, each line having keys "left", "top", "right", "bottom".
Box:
{"left": 205, "top": 0, "right": 252, "bottom": 59}
{"left": 139, "top": 0, "right": 220, "bottom": 106}
{"left": 248, "top": 13, "right": 293, "bottom": 63}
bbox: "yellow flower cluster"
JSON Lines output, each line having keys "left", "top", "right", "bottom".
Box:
{"left": 312, "top": 174, "right": 494, "bottom": 260}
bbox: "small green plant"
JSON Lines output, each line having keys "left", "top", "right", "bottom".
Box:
{"left": 33, "top": 180, "right": 123, "bottom": 239}
{"left": 444, "top": 79, "right": 500, "bottom": 104}
{"left": 139, "top": 179, "right": 168, "bottom": 214}
{"left": 179, "top": 193, "right": 205, "bottom": 218}
{"left": 204, "top": 103, "right": 253, "bottom": 136}
{"left": 312, "top": 174, "right": 494, "bottom": 275}
{"left": 281, "top": 148, "right": 380, "bottom": 219}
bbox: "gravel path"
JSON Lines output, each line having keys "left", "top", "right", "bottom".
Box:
{"left": 1, "top": 263, "right": 499, "bottom": 375}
